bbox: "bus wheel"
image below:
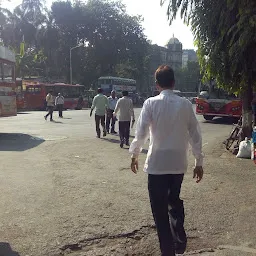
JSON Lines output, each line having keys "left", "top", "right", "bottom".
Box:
{"left": 204, "top": 115, "right": 214, "bottom": 121}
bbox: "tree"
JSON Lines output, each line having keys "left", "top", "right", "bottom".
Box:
{"left": 162, "top": 0, "right": 256, "bottom": 135}
{"left": 0, "top": 0, "right": 149, "bottom": 92}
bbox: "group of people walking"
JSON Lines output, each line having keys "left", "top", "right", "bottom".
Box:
{"left": 44, "top": 92, "right": 65, "bottom": 121}
{"left": 90, "top": 88, "right": 135, "bottom": 147}
{"left": 43, "top": 65, "right": 204, "bottom": 256}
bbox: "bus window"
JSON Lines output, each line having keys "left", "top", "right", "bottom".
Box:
{"left": 34, "top": 86, "right": 42, "bottom": 93}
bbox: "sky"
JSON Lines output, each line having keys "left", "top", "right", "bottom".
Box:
{"left": 3, "top": 0, "right": 195, "bottom": 49}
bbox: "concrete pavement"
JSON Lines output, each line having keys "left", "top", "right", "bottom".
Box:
{"left": 0, "top": 109, "right": 256, "bottom": 256}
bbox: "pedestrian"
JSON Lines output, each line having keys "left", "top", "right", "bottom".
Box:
{"left": 90, "top": 88, "right": 108, "bottom": 138}
{"left": 106, "top": 90, "right": 118, "bottom": 134}
{"left": 114, "top": 91, "right": 135, "bottom": 148}
{"left": 44, "top": 91, "right": 55, "bottom": 121}
{"left": 129, "top": 65, "right": 204, "bottom": 256}
{"left": 55, "top": 93, "right": 64, "bottom": 118}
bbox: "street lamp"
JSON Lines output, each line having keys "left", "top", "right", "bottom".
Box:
{"left": 70, "top": 43, "right": 84, "bottom": 85}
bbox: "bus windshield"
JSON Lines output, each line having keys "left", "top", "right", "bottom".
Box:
{"left": 199, "top": 83, "right": 237, "bottom": 100}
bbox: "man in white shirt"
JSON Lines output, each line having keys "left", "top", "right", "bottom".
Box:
{"left": 114, "top": 91, "right": 135, "bottom": 148}
{"left": 55, "top": 93, "right": 65, "bottom": 118}
{"left": 44, "top": 91, "right": 55, "bottom": 121}
{"left": 129, "top": 65, "right": 204, "bottom": 256}
{"left": 106, "top": 90, "right": 118, "bottom": 134}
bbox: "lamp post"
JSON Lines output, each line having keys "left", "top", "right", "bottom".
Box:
{"left": 70, "top": 43, "right": 84, "bottom": 85}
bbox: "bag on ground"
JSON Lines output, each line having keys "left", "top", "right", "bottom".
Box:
{"left": 236, "top": 137, "right": 251, "bottom": 159}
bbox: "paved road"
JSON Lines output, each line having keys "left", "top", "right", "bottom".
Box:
{"left": 0, "top": 109, "right": 255, "bottom": 256}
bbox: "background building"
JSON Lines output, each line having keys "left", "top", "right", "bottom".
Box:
{"left": 182, "top": 49, "right": 198, "bottom": 68}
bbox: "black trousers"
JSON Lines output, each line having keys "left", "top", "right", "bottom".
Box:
{"left": 95, "top": 114, "right": 106, "bottom": 136}
{"left": 106, "top": 109, "right": 116, "bottom": 132}
{"left": 57, "top": 104, "right": 63, "bottom": 117}
{"left": 119, "top": 121, "right": 130, "bottom": 143}
{"left": 148, "top": 174, "right": 186, "bottom": 256}
{"left": 46, "top": 106, "right": 54, "bottom": 120}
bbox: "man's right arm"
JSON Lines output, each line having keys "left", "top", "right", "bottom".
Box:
{"left": 129, "top": 99, "right": 151, "bottom": 158}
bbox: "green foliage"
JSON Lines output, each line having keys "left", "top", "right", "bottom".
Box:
{"left": 163, "top": 0, "right": 256, "bottom": 94}
{"left": 163, "top": 0, "right": 256, "bottom": 131}
{"left": 0, "top": 0, "right": 149, "bottom": 91}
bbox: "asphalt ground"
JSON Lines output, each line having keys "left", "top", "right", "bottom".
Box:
{"left": 0, "top": 108, "right": 255, "bottom": 256}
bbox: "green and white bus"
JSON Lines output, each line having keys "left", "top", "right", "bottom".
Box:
{"left": 98, "top": 76, "right": 136, "bottom": 96}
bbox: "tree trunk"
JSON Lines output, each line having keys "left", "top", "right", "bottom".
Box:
{"left": 242, "top": 82, "right": 253, "bottom": 138}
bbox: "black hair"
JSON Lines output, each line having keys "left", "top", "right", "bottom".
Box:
{"left": 155, "top": 65, "right": 175, "bottom": 88}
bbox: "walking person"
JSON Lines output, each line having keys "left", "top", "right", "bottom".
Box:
{"left": 106, "top": 90, "right": 118, "bottom": 134}
{"left": 44, "top": 91, "right": 55, "bottom": 121}
{"left": 90, "top": 88, "right": 108, "bottom": 138}
{"left": 55, "top": 93, "right": 64, "bottom": 118}
{"left": 114, "top": 91, "right": 135, "bottom": 148}
{"left": 129, "top": 65, "right": 204, "bottom": 256}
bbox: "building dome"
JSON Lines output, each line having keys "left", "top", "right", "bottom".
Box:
{"left": 167, "top": 37, "right": 181, "bottom": 45}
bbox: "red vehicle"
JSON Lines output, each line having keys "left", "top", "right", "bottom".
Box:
{"left": 196, "top": 82, "right": 242, "bottom": 121}
{"left": 0, "top": 46, "right": 17, "bottom": 117}
{"left": 22, "top": 83, "right": 86, "bottom": 110}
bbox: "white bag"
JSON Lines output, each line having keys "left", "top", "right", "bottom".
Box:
{"left": 236, "top": 138, "right": 251, "bottom": 159}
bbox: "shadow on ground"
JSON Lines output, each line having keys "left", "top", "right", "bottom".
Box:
{"left": 101, "top": 138, "right": 120, "bottom": 144}
{"left": 0, "top": 133, "right": 45, "bottom": 151}
{"left": 0, "top": 242, "right": 20, "bottom": 256}
{"left": 203, "top": 117, "right": 235, "bottom": 125}
{"left": 17, "top": 112, "right": 31, "bottom": 115}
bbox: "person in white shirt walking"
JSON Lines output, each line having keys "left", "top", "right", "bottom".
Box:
{"left": 114, "top": 91, "right": 135, "bottom": 148}
{"left": 55, "top": 93, "right": 65, "bottom": 118}
{"left": 44, "top": 91, "right": 55, "bottom": 121}
{"left": 106, "top": 90, "right": 118, "bottom": 134}
{"left": 90, "top": 88, "right": 109, "bottom": 138}
{"left": 129, "top": 65, "right": 204, "bottom": 256}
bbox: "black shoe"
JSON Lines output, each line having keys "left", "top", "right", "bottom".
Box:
{"left": 103, "top": 131, "right": 107, "bottom": 137}
{"left": 50, "top": 119, "right": 53, "bottom": 122}
{"left": 97, "top": 133, "right": 101, "bottom": 138}
{"left": 44, "top": 116, "right": 47, "bottom": 120}
{"left": 111, "top": 130, "right": 117, "bottom": 134}
{"left": 120, "top": 142, "right": 124, "bottom": 148}
{"left": 175, "top": 242, "right": 186, "bottom": 254}
{"left": 126, "top": 141, "right": 130, "bottom": 146}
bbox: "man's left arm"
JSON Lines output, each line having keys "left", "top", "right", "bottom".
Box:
{"left": 90, "top": 96, "right": 96, "bottom": 117}
{"left": 129, "top": 99, "right": 151, "bottom": 173}
{"left": 187, "top": 102, "right": 204, "bottom": 182}
{"left": 114, "top": 99, "right": 120, "bottom": 116}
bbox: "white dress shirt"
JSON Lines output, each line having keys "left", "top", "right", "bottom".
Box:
{"left": 108, "top": 96, "right": 118, "bottom": 110}
{"left": 129, "top": 89, "right": 203, "bottom": 175}
{"left": 114, "top": 96, "right": 135, "bottom": 122}
{"left": 55, "top": 96, "right": 64, "bottom": 105}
